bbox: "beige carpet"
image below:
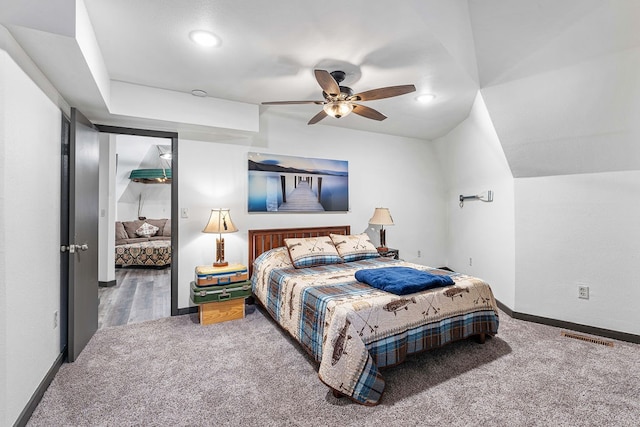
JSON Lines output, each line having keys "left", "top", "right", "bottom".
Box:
{"left": 28, "top": 306, "right": 640, "bottom": 426}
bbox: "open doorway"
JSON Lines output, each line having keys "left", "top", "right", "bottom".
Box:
{"left": 95, "top": 126, "right": 178, "bottom": 329}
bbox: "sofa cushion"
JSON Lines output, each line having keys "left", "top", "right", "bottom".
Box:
{"left": 115, "top": 221, "right": 129, "bottom": 241}
{"left": 162, "top": 220, "right": 171, "bottom": 237}
{"left": 119, "top": 238, "right": 150, "bottom": 244}
{"left": 147, "top": 218, "right": 168, "bottom": 235}
{"left": 122, "top": 220, "right": 144, "bottom": 239}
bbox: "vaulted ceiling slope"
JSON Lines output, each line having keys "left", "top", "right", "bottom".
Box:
{"left": 1, "top": 1, "right": 638, "bottom": 178}
{"left": 469, "top": 0, "right": 640, "bottom": 177}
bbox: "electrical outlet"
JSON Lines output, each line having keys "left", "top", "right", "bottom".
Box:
{"left": 417, "top": 250, "right": 421, "bottom": 258}
{"left": 181, "top": 207, "right": 189, "bottom": 218}
{"left": 53, "top": 311, "right": 59, "bottom": 329}
{"left": 578, "top": 285, "right": 589, "bottom": 300}
{"left": 469, "top": 257, "right": 473, "bottom": 266}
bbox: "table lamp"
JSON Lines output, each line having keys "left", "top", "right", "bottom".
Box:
{"left": 368, "top": 207, "right": 394, "bottom": 251}
{"left": 202, "top": 208, "right": 238, "bottom": 267}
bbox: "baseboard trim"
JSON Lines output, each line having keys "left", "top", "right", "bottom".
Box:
{"left": 98, "top": 280, "right": 116, "bottom": 288}
{"left": 495, "top": 299, "right": 513, "bottom": 317}
{"left": 177, "top": 306, "right": 198, "bottom": 316}
{"left": 14, "top": 349, "right": 66, "bottom": 427}
{"left": 496, "top": 299, "right": 639, "bottom": 344}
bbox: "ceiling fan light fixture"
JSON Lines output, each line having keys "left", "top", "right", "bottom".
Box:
{"left": 416, "top": 93, "right": 436, "bottom": 103}
{"left": 323, "top": 101, "right": 354, "bottom": 119}
{"left": 189, "top": 30, "right": 221, "bottom": 47}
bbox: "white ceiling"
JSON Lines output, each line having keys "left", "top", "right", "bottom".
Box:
{"left": 84, "top": 0, "right": 482, "bottom": 140}
{"left": 2, "top": 0, "right": 639, "bottom": 176}
{"left": 1, "top": 0, "right": 480, "bottom": 140}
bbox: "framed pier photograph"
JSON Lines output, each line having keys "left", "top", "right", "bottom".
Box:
{"left": 248, "top": 152, "right": 349, "bottom": 213}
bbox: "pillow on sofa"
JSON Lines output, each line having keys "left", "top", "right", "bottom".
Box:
{"left": 135, "top": 222, "right": 159, "bottom": 238}
{"left": 330, "top": 233, "right": 380, "bottom": 262}
{"left": 284, "top": 236, "right": 342, "bottom": 268}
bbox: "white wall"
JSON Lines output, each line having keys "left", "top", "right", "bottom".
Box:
{"left": 0, "top": 48, "right": 62, "bottom": 425}
{"left": 515, "top": 171, "right": 640, "bottom": 335}
{"left": 0, "top": 40, "right": 7, "bottom": 427}
{"left": 117, "top": 184, "right": 171, "bottom": 221}
{"left": 433, "top": 92, "right": 640, "bottom": 336}
{"left": 177, "top": 112, "right": 448, "bottom": 309}
{"left": 115, "top": 136, "right": 171, "bottom": 221}
{"left": 433, "top": 92, "right": 516, "bottom": 308}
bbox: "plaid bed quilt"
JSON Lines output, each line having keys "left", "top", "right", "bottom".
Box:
{"left": 252, "top": 250, "right": 499, "bottom": 405}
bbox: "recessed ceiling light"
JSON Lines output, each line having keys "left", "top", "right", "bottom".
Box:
{"left": 416, "top": 93, "right": 436, "bottom": 103}
{"left": 191, "top": 89, "right": 207, "bottom": 97}
{"left": 189, "top": 30, "right": 221, "bottom": 47}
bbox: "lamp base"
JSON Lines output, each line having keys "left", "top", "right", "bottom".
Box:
{"left": 214, "top": 237, "right": 227, "bottom": 268}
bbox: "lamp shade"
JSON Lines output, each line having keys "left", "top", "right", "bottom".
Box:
{"left": 369, "top": 208, "right": 394, "bottom": 226}
{"left": 202, "top": 209, "right": 238, "bottom": 234}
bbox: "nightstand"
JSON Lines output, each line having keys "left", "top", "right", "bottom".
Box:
{"left": 198, "top": 298, "right": 246, "bottom": 325}
{"left": 378, "top": 248, "right": 399, "bottom": 260}
{"left": 191, "top": 263, "right": 251, "bottom": 325}
{"left": 190, "top": 280, "right": 251, "bottom": 325}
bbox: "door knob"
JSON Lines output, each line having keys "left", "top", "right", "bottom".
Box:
{"left": 60, "top": 244, "right": 89, "bottom": 253}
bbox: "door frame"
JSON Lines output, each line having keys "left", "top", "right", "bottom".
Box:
{"left": 60, "top": 114, "right": 70, "bottom": 353}
{"left": 95, "top": 125, "right": 179, "bottom": 316}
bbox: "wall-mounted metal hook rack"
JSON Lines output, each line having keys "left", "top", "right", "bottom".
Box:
{"left": 459, "top": 190, "right": 493, "bottom": 208}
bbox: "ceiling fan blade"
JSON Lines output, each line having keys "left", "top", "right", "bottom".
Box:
{"left": 262, "top": 100, "right": 324, "bottom": 105}
{"left": 314, "top": 70, "right": 340, "bottom": 97}
{"left": 350, "top": 84, "right": 416, "bottom": 101}
{"left": 307, "top": 110, "right": 328, "bottom": 125}
{"left": 352, "top": 104, "right": 387, "bottom": 121}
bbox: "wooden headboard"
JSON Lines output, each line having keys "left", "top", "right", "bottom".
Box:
{"left": 248, "top": 225, "right": 351, "bottom": 275}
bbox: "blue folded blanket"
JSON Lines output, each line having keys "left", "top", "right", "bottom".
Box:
{"left": 355, "top": 267, "right": 454, "bottom": 295}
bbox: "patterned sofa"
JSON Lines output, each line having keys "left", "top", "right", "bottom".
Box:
{"left": 115, "top": 219, "right": 171, "bottom": 267}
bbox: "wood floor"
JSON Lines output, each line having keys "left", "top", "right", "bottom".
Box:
{"left": 98, "top": 267, "right": 170, "bottom": 329}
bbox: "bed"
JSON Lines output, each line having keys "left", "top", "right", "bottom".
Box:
{"left": 249, "top": 225, "right": 499, "bottom": 406}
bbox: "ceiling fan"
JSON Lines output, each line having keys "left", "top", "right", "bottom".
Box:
{"left": 262, "top": 70, "right": 416, "bottom": 125}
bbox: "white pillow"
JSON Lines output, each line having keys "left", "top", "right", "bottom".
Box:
{"left": 135, "top": 222, "right": 159, "bottom": 238}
